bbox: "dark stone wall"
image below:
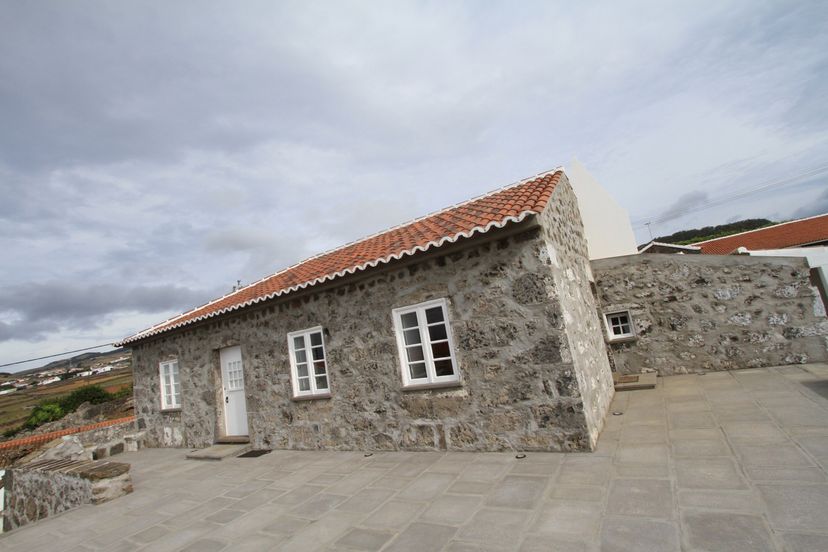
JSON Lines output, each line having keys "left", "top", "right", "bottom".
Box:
{"left": 592, "top": 254, "right": 828, "bottom": 376}
{"left": 132, "top": 182, "right": 607, "bottom": 451}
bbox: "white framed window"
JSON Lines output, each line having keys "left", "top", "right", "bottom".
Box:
{"left": 392, "top": 298, "right": 460, "bottom": 388}
{"left": 159, "top": 360, "right": 181, "bottom": 410}
{"left": 605, "top": 311, "right": 635, "bottom": 341}
{"left": 287, "top": 326, "right": 330, "bottom": 398}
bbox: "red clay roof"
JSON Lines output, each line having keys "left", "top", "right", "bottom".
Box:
{"left": 118, "top": 169, "right": 563, "bottom": 345}
{"left": 695, "top": 213, "right": 828, "bottom": 254}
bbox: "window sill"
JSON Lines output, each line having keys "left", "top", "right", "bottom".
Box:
{"left": 607, "top": 335, "right": 637, "bottom": 344}
{"left": 160, "top": 407, "right": 181, "bottom": 413}
{"left": 401, "top": 380, "right": 463, "bottom": 392}
{"left": 291, "top": 392, "right": 332, "bottom": 402}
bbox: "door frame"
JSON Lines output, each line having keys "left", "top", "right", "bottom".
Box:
{"left": 217, "top": 345, "right": 249, "bottom": 439}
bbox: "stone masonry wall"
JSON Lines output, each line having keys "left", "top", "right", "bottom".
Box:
{"left": 3, "top": 468, "right": 91, "bottom": 531}
{"left": 538, "top": 176, "right": 614, "bottom": 448}
{"left": 592, "top": 254, "right": 828, "bottom": 376}
{"left": 133, "top": 187, "right": 606, "bottom": 452}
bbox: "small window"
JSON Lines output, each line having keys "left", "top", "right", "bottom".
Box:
{"left": 159, "top": 360, "right": 181, "bottom": 410}
{"left": 393, "top": 299, "right": 460, "bottom": 387}
{"left": 605, "top": 311, "right": 635, "bottom": 341}
{"left": 287, "top": 327, "right": 330, "bottom": 398}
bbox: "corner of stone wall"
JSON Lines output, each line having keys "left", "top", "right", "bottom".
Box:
{"left": 538, "top": 174, "right": 615, "bottom": 449}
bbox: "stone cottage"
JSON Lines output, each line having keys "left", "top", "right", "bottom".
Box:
{"left": 118, "top": 168, "right": 616, "bottom": 452}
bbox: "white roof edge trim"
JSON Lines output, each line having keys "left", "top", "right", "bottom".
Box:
{"left": 693, "top": 212, "right": 828, "bottom": 246}
{"left": 116, "top": 209, "right": 540, "bottom": 346}
{"left": 639, "top": 241, "right": 701, "bottom": 252}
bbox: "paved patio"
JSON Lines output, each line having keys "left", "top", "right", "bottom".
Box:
{"left": 3, "top": 364, "right": 828, "bottom": 551}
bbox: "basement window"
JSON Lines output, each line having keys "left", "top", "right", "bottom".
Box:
{"left": 393, "top": 298, "right": 460, "bottom": 388}
{"left": 288, "top": 327, "right": 330, "bottom": 398}
{"left": 605, "top": 311, "right": 635, "bottom": 341}
{"left": 159, "top": 360, "right": 181, "bottom": 410}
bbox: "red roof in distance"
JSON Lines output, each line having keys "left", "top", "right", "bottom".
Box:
{"left": 695, "top": 213, "right": 828, "bottom": 254}
{"left": 119, "top": 168, "right": 563, "bottom": 345}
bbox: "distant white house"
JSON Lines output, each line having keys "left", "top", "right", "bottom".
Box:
{"left": 92, "top": 366, "right": 113, "bottom": 375}
{"left": 78, "top": 370, "right": 93, "bottom": 378}
{"left": 567, "top": 159, "right": 638, "bottom": 260}
{"left": 39, "top": 376, "right": 61, "bottom": 386}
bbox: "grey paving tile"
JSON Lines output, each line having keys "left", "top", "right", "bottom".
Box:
{"left": 797, "top": 434, "right": 828, "bottom": 460}
{"left": 781, "top": 532, "right": 828, "bottom": 552}
{"left": 682, "top": 511, "right": 775, "bottom": 552}
{"left": 722, "top": 421, "right": 789, "bottom": 444}
{"left": 291, "top": 493, "right": 348, "bottom": 519}
{"left": 548, "top": 484, "right": 606, "bottom": 502}
{"left": 336, "top": 487, "right": 395, "bottom": 514}
{"left": 556, "top": 456, "right": 612, "bottom": 486}
{"left": 261, "top": 514, "right": 310, "bottom": 535}
{"left": 600, "top": 516, "right": 679, "bottom": 552}
{"left": 669, "top": 411, "right": 717, "bottom": 429}
{"left": 335, "top": 527, "right": 394, "bottom": 551}
{"left": 398, "top": 472, "right": 457, "bottom": 501}
{"left": 668, "top": 428, "right": 722, "bottom": 441}
{"left": 768, "top": 405, "right": 828, "bottom": 428}
{"left": 130, "top": 523, "right": 171, "bottom": 543}
{"left": 278, "top": 511, "right": 362, "bottom": 552}
{"left": 519, "top": 534, "right": 593, "bottom": 552}
{"left": 615, "top": 443, "right": 669, "bottom": 465}
{"left": 205, "top": 509, "right": 246, "bottom": 524}
{"left": 384, "top": 522, "right": 457, "bottom": 552}
{"left": 419, "top": 493, "right": 483, "bottom": 525}
{"left": 606, "top": 478, "right": 673, "bottom": 519}
{"left": 227, "top": 533, "right": 289, "bottom": 551}
{"left": 671, "top": 439, "right": 730, "bottom": 457}
{"left": 677, "top": 489, "right": 764, "bottom": 513}
{"left": 359, "top": 499, "right": 426, "bottom": 530}
{"left": 529, "top": 500, "right": 602, "bottom": 537}
{"left": 271, "top": 484, "right": 325, "bottom": 506}
{"left": 733, "top": 443, "right": 814, "bottom": 467}
{"left": 485, "top": 475, "right": 547, "bottom": 509}
{"left": 745, "top": 466, "right": 827, "bottom": 482}
{"left": 758, "top": 484, "right": 828, "bottom": 532}
{"left": 457, "top": 508, "right": 530, "bottom": 547}
{"left": 675, "top": 458, "right": 748, "bottom": 490}
{"left": 180, "top": 538, "right": 228, "bottom": 552}
{"left": 448, "top": 480, "right": 494, "bottom": 495}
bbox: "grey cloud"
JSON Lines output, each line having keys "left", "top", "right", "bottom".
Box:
{"left": 656, "top": 191, "right": 710, "bottom": 223}
{"left": 0, "top": 282, "right": 218, "bottom": 342}
{"left": 792, "top": 187, "right": 828, "bottom": 219}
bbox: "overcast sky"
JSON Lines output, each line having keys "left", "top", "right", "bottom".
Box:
{"left": 2, "top": 1, "right": 827, "bottom": 372}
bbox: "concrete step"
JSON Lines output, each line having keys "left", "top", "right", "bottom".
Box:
{"left": 185, "top": 443, "right": 252, "bottom": 461}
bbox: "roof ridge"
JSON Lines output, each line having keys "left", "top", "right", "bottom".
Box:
{"left": 694, "top": 212, "right": 828, "bottom": 245}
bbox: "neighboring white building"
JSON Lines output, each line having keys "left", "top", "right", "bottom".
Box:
{"left": 567, "top": 159, "right": 638, "bottom": 260}
{"left": 39, "top": 376, "right": 61, "bottom": 386}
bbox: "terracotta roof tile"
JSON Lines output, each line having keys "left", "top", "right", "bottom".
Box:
{"left": 695, "top": 213, "right": 828, "bottom": 254}
{"left": 118, "top": 169, "right": 563, "bottom": 345}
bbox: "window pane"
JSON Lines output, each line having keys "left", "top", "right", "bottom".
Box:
{"left": 400, "top": 312, "right": 418, "bottom": 329}
{"left": 314, "top": 361, "right": 326, "bottom": 375}
{"left": 431, "top": 341, "right": 451, "bottom": 359}
{"left": 403, "top": 328, "right": 422, "bottom": 345}
{"left": 312, "top": 346, "right": 325, "bottom": 361}
{"left": 434, "top": 359, "right": 455, "bottom": 376}
{"left": 406, "top": 346, "right": 425, "bottom": 363}
{"left": 297, "top": 363, "right": 308, "bottom": 378}
{"left": 315, "top": 375, "right": 328, "bottom": 390}
{"left": 310, "top": 332, "right": 322, "bottom": 346}
{"left": 172, "top": 363, "right": 179, "bottom": 375}
{"left": 428, "top": 323, "right": 447, "bottom": 342}
{"left": 295, "top": 349, "right": 307, "bottom": 363}
{"left": 425, "top": 306, "right": 444, "bottom": 324}
{"left": 298, "top": 378, "right": 310, "bottom": 391}
{"left": 293, "top": 336, "right": 305, "bottom": 350}
{"left": 408, "top": 362, "right": 427, "bottom": 379}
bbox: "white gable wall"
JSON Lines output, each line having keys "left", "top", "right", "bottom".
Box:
{"left": 567, "top": 160, "right": 638, "bottom": 260}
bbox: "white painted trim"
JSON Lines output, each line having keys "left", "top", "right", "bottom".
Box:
{"left": 287, "top": 326, "right": 330, "bottom": 398}
{"left": 117, "top": 169, "right": 565, "bottom": 346}
{"left": 638, "top": 241, "right": 701, "bottom": 253}
{"left": 392, "top": 298, "right": 460, "bottom": 388}
{"left": 159, "top": 359, "right": 180, "bottom": 410}
{"left": 604, "top": 311, "right": 635, "bottom": 342}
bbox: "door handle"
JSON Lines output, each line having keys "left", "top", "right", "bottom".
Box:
{"left": 225, "top": 396, "right": 229, "bottom": 404}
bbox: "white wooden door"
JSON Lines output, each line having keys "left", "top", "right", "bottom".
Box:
{"left": 220, "top": 346, "right": 248, "bottom": 436}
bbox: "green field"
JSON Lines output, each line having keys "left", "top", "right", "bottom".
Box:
{"left": 0, "top": 369, "right": 133, "bottom": 434}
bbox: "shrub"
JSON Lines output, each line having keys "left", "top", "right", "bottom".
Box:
{"left": 24, "top": 402, "right": 65, "bottom": 429}
{"left": 111, "top": 385, "right": 133, "bottom": 400}
{"left": 57, "top": 385, "right": 112, "bottom": 412}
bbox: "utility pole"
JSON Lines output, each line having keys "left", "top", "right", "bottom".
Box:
{"left": 645, "top": 222, "right": 653, "bottom": 241}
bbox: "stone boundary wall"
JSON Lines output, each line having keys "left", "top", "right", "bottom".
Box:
{"left": 3, "top": 459, "right": 132, "bottom": 531}
{"left": 592, "top": 254, "right": 828, "bottom": 376}
{"left": 0, "top": 417, "right": 135, "bottom": 468}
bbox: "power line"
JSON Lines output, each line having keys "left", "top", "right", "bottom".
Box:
{"left": 0, "top": 343, "right": 116, "bottom": 370}
{"left": 631, "top": 163, "right": 828, "bottom": 230}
